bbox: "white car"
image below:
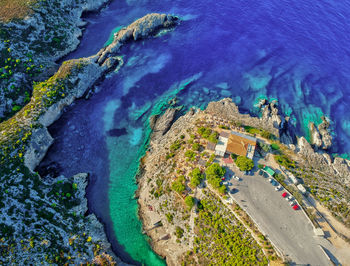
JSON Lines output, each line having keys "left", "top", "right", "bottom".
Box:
{"left": 277, "top": 185, "right": 282, "bottom": 190}
{"left": 288, "top": 195, "right": 294, "bottom": 201}
{"left": 233, "top": 176, "right": 240, "bottom": 181}
{"left": 289, "top": 200, "right": 296, "bottom": 206}
{"left": 274, "top": 187, "right": 280, "bottom": 191}
{"left": 269, "top": 178, "right": 273, "bottom": 183}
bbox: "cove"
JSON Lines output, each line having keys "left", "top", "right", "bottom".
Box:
{"left": 40, "top": 0, "right": 350, "bottom": 265}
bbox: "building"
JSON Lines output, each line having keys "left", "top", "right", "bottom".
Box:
{"left": 214, "top": 130, "right": 257, "bottom": 159}
{"left": 215, "top": 136, "right": 228, "bottom": 156}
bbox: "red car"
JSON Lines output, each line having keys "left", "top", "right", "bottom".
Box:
{"left": 292, "top": 204, "right": 300, "bottom": 210}
{"left": 282, "top": 192, "right": 288, "bottom": 198}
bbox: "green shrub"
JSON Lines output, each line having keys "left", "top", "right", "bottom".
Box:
{"left": 270, "top": 143, "right": 280, "bottom": 150}
{"left": 185, "top": 196, "right": 195, "bottom": 209}
{"left": 175, "top": 226, "right": 184, "bottom": 238}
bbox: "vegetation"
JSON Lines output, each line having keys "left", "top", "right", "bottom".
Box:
{"left": 235, "top": 156, "right": 254, "bottom": 171}
{"left": 197, "top": 126, "right": 219, "bottom": 143}
{"left": 189, "top": 168, "right": 204, "bottom": 187}
{"left": 171, "top": 176, "right": 186, "bottom": 194}
{"left": 244, "top": 126, "right": 274, "bottom": 140}
{"left": 185, "top": 196, "right": 195, "bottom": 209}
{"left": 193, "top": 193, "right": 267, "bottom": 265}
{"left": 205, "top": 163, "right": 226, "bottom": 194}
{"left": 274, "top": 154, "right": 295, "bottom": 168}
{"left": 185, "top": 150, "right": 196, "bottom": 161}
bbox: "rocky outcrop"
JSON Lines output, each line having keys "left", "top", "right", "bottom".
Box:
{"left": 261, "top": 100, "right": 282, "bottom": 128}
{"left": 309, "top": 122, "right": 323, "bottom": 148}
{"left": 297, "top": 136, "right": 350, "bottom": 183}
{"left": 308, "top": 116, "right": 332, "bottom": 150}
{"left": 206, "top": 98, "right": 294, "bottom": 143}
{"left": 96, "top": 13, "right": 178, "bottom": 65}
{"left": 24, "top": 127, "right": 54, "bottom": 172}
{"left": 149, "top": 108, "right": 178, "bottom": 142}
{"left": 318, "top": 116, "right": 332, "bottom": 149}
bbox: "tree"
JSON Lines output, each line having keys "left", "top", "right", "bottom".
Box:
{"left": 205, "top": 163, "right": 226, "bottom": 179}
{"left": 185, "top": 196, "right": 195, "bottom": 209}
{"left": 190, "top": 168, "right": 203, "bottom": 187}
{"left": 172, "top": 180, "right": 185, "bottom": 194}
{"left": 235, "top": 156, "right": 254, "bottom": 171}
{"left": 205, "top": 163, "right": 226, "bottom": 193}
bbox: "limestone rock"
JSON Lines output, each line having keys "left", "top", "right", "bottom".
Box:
{"left": 309, "top": 122, "right": 323, "bottom": 148}
{"left": 97, "top": 13, "right": 178, "bottom": 65}
{"left": 150, "top": 108, "right": 177, "bottom": 141}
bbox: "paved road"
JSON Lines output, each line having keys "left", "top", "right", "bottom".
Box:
{"left": 224, "top": 165, "right": 331, "bottom": 266}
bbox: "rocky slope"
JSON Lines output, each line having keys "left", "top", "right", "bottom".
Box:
{"left": 0, "top": 0, "right": 109, "bottom": 121}
{"left": 0, "top": 12, "right": 178, "bottom": 265}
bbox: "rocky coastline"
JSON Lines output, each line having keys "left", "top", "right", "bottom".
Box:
{"left": 137, "top": 97, "right": 350, "bottom": 265}
{"left": 0, "top": 12, "right": 178, "bottom": 264}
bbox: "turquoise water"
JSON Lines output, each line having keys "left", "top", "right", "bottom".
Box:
{"left": 41, "top": 0, "right": 350, "bottom": 265}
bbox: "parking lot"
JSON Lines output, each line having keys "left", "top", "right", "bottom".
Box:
{"left": 224, "top": 165, "right": 331, "bottom": 265}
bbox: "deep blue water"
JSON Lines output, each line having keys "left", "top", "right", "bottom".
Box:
{"left": 43, "top": 0, "right": 350, "bottom": 264}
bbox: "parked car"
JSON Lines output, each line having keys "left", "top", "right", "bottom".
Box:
{"left": 289, "top": 200, "right": 295, "bottom": 206}
{"left": 269, "top": 178, "right": 273, "bottom": 183}
{"left": 282, "top": 192, "right": 288, "bottom": 198}
{"left": 292, "top": 204, "right": 300, "bottom": 210}
{"left": 230, "top": 188, "right": 237, "bottom": 194}
{"left": 288, "top": 195, "right": 294, "bottom": 201}
{"left": 233, "top": 175, "right": 240, "bottom": 181}
{"left": 277, "top": 185, "right": 282, "bottom": 190}
{"left": 275, "top": 186, "right": 280, "bottom": 191}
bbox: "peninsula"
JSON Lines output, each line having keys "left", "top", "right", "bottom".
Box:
{"left": 138, "top": 98, "right": 350, "bottom": 265}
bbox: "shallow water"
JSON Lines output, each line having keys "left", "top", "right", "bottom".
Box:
{"left": 42, "top": 0, "right": 350, "bottom": 265}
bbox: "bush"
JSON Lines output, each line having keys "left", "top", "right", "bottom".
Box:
{"left": 192, "top": 143, "right": 201, "bottom": 151}
{"left": 185, "top": 150, "right": 196, "bottom": 161}
{"left": 170, "top": 140, "right": 182, "bottom": 151}
{"left": 235, "top": 156, "right": 254, "bottom": 171}
{"left": 270, "top": 143, "right": 280, "bottom": 151}
{"left": 172, "top": 179, "right": 185, "bottom": 194}
{"left": 185, "top": 196, "right": 195, "bottom": 209}
{"left": 175, "top": 226, "right": 184, "bottom": 238}
{"left": 274, "top": 154, "right": 295, "bottom": 168}
{"left": 208, "top": 132, "right": 219, "bottom": 143}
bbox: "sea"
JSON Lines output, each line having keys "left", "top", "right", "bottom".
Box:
{"left": 39, "top": 0, "right": 350, "bottom": 265}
